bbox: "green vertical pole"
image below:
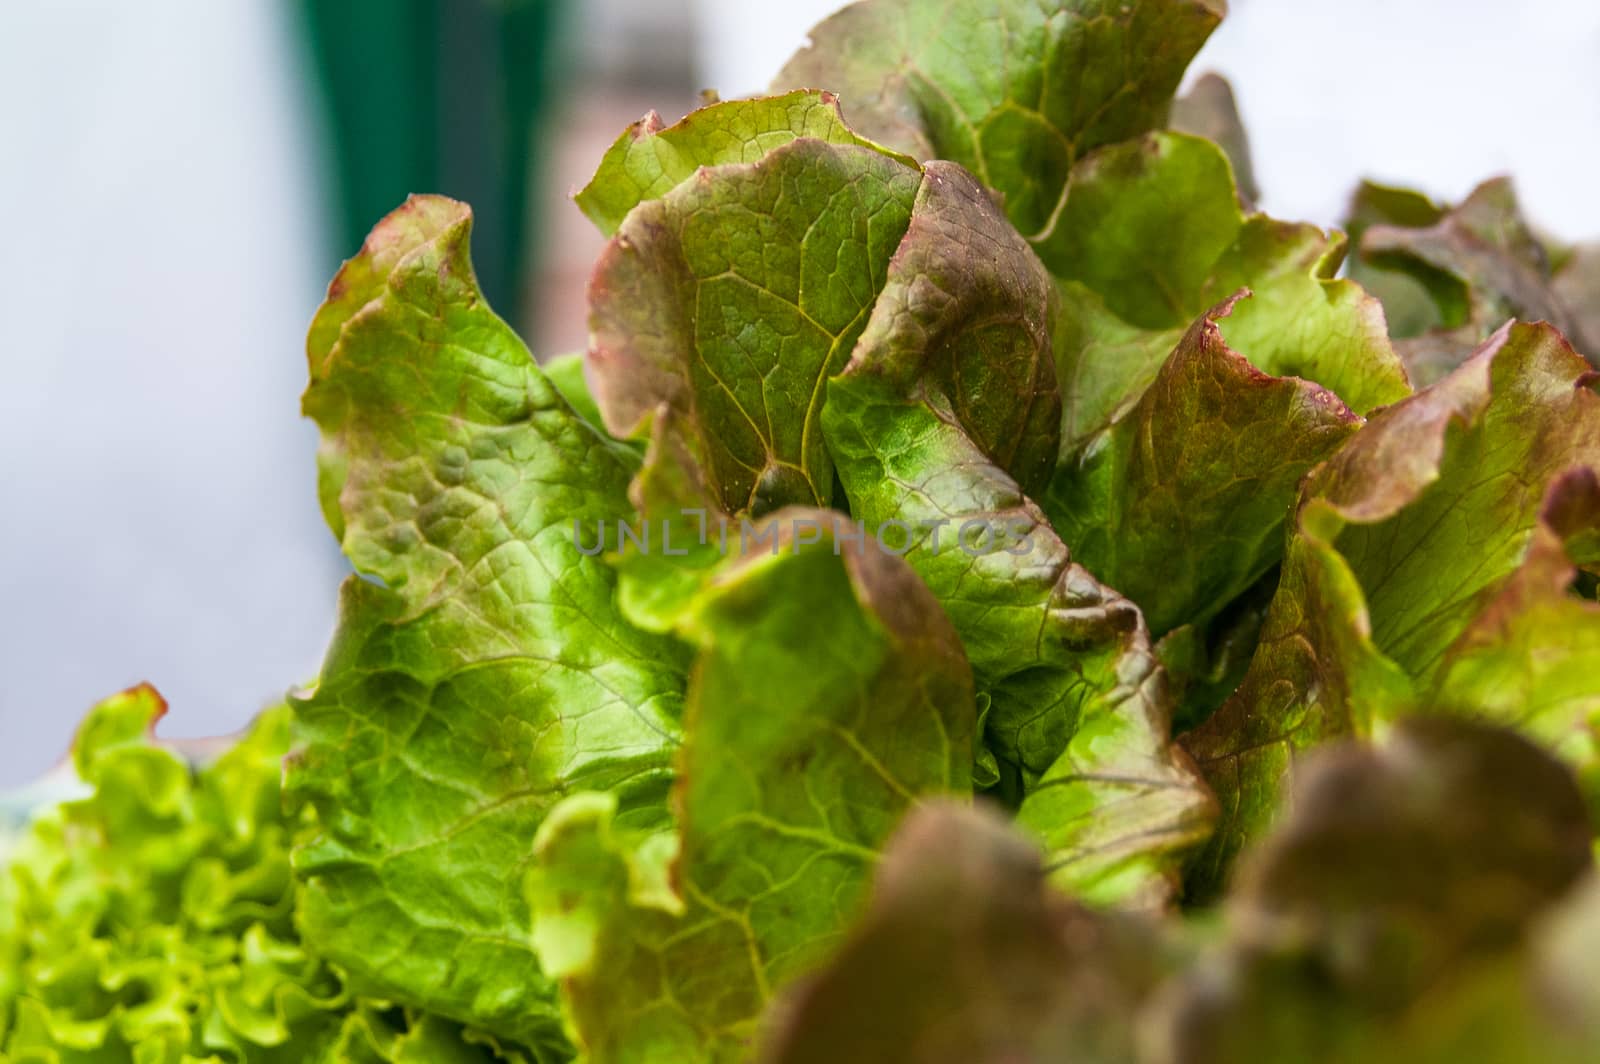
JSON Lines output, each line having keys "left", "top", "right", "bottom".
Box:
{"left": 296, "top": 0, "right": 564, "bottom": 318}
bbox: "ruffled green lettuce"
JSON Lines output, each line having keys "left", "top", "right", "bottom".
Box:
{"left": 290, "top": 196, "right": 687, "bottom": 1055}
{"left": 1040, "top": 132, "right": 1410, "bottom": 641}
{"left": 582, "top": 88, "right": 1216, "bottom": 907}
{"left": 9, "top": 1, "right": 1600, "bottom": 1059}
{"left": 0, "top": 686, "right": 519, "bottom": 1063}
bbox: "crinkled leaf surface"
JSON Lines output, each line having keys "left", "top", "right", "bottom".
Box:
{"left": 527, "top": 514, "right": 975, "bottom": 1062}
{"left": 587, "top": 137, "right": 921, "bottom": 515}
{"left": 1047, "top": 295, "right": 1363, "bottom": 637}
{"left": 1182, "top": 322, "right": 1600, "bottom": 897}
{"left": 289, "top": 196, "right": 687, "bottom": 1055}
{"left": 822, "top": 160, "right": 1214, "bottom": 905}
{"left": 575, "top": 90, "right": 915, "bottom": 236}
{"left": 760, "top": 802, "right": 1172, "bottom": 1064}
{"left": 774, "top": 0, "right": 1222, "bottom": 239}
{"left": 1045, "top": 132, "right": 1408, "bottom": 442}
{"left": 1039, "top": 132, "right": 1406, "bottom": 638}
{"left": 1161, "top": 719, "right": 1594, "bottom": 1064}
{"left": 1430, "top": 467, "right": 1600, "bottom": 816}
{"left": 0, "top": 686, "right": 517, "bottom": 1063}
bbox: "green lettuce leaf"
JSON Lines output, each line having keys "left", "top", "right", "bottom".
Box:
{"left": 822, "top": 159, "right": 1215, "bottom": 905}
{"left": 1182, "top": 322, "right": 1600, "bottom": 897}
{"left": 1430, "top": 467, "right": 1600, "bottom": 816}
{"left": 526, "top": 512, "right": 975, "bottom": 1062}
{"left": 760, "top": 802, "right": 1176, "bottom": 1064}
{"left": 538, "top": 351, "right": 609, "bottom": 438}
{"left": 574, "top": 90, "right": 915, "bottom": 237}
{"left": 773, "top": 0, "right": 1222, "bottom": 239}
{"left": 289, "top": 195, "right": 687, "bottom": 1054}
{"left": 1358, "top": 177, "right": 1597, "bottom": 383}
{"left": 1036, "top": 131, "right": 1407, "bottom": 641}
{"left": 1045, "top": 132, "right": 1408, "bottom": 440}
{"left": 1046, "top": 294, "right": 1365, "bottom": 637}
{"left": 586, "top": 135, "right": 921, "bottom": 514}
{"left": 1160, "top": 718, "right": 1594, "bottom": 1063}
{"left": 0, "top": 686, "right": 516, "bottom": 1063}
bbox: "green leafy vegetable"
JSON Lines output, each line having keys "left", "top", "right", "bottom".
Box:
{"left": 1163, "top": 718, "right": 1595, "bottom": 1063}
{"left": 1038, "top": 132, "right": 1408, "bottom": 640}
{"left": 1430, "top": 467, "right": 1600, "bottom": 816}
{"left": 1355, "top": 177, "right": 1598, "bottom": 383}
{"left": 289, "top": 195, "right": 687, "bottom": 1055}
{"left": 1043, "top": 133, "right": 1408, "bottom": 430}
{"left": 575, "top": 90, "right": 915, "bottom": 237}
{"left": 822, "top": 160, "right": 1215, "bottom": 905}
{"left": 527, "top": 512, "right": 974, "bottom": 1061}
{"left": 9, "top": 1, "right": 1600, "bottom": 1059}
{"left": 586, "top": 133, "right": 921, "bottom": 514}
{"left": 0, "top": 686, "right": 518, "bottom": 1063}
{"left": 774, "top": 0, "right": 1223, "bottom": 238}
{"left": 1183, "top": 322, "right": 1600, "bottom": 896}
{"left": 1046, "top": 293, "right": 1365, "bottom": 637}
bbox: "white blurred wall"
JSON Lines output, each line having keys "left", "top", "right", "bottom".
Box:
{"left": 0, "top": 1, "right": 337, "bottom": 784}
{"left": 1193, "top": 0, "right": 1600, "bottom": 236}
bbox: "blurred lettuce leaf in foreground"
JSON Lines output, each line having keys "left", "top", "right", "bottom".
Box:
{"left": 764, "top": 721, "right": 1600, "bottom": 1064}
{"left": 1162, "top": 718, "right": 1597, "bottom": 1064}
{"left": 759, "top": 801, "right": 1178, "bottom": 1064}
{"left": 0, "top": 685, "right": 519, "bottom": 1062}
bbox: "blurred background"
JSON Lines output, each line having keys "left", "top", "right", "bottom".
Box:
{"left": 2, "top": 0, "right": 1598, "bottom": 786}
